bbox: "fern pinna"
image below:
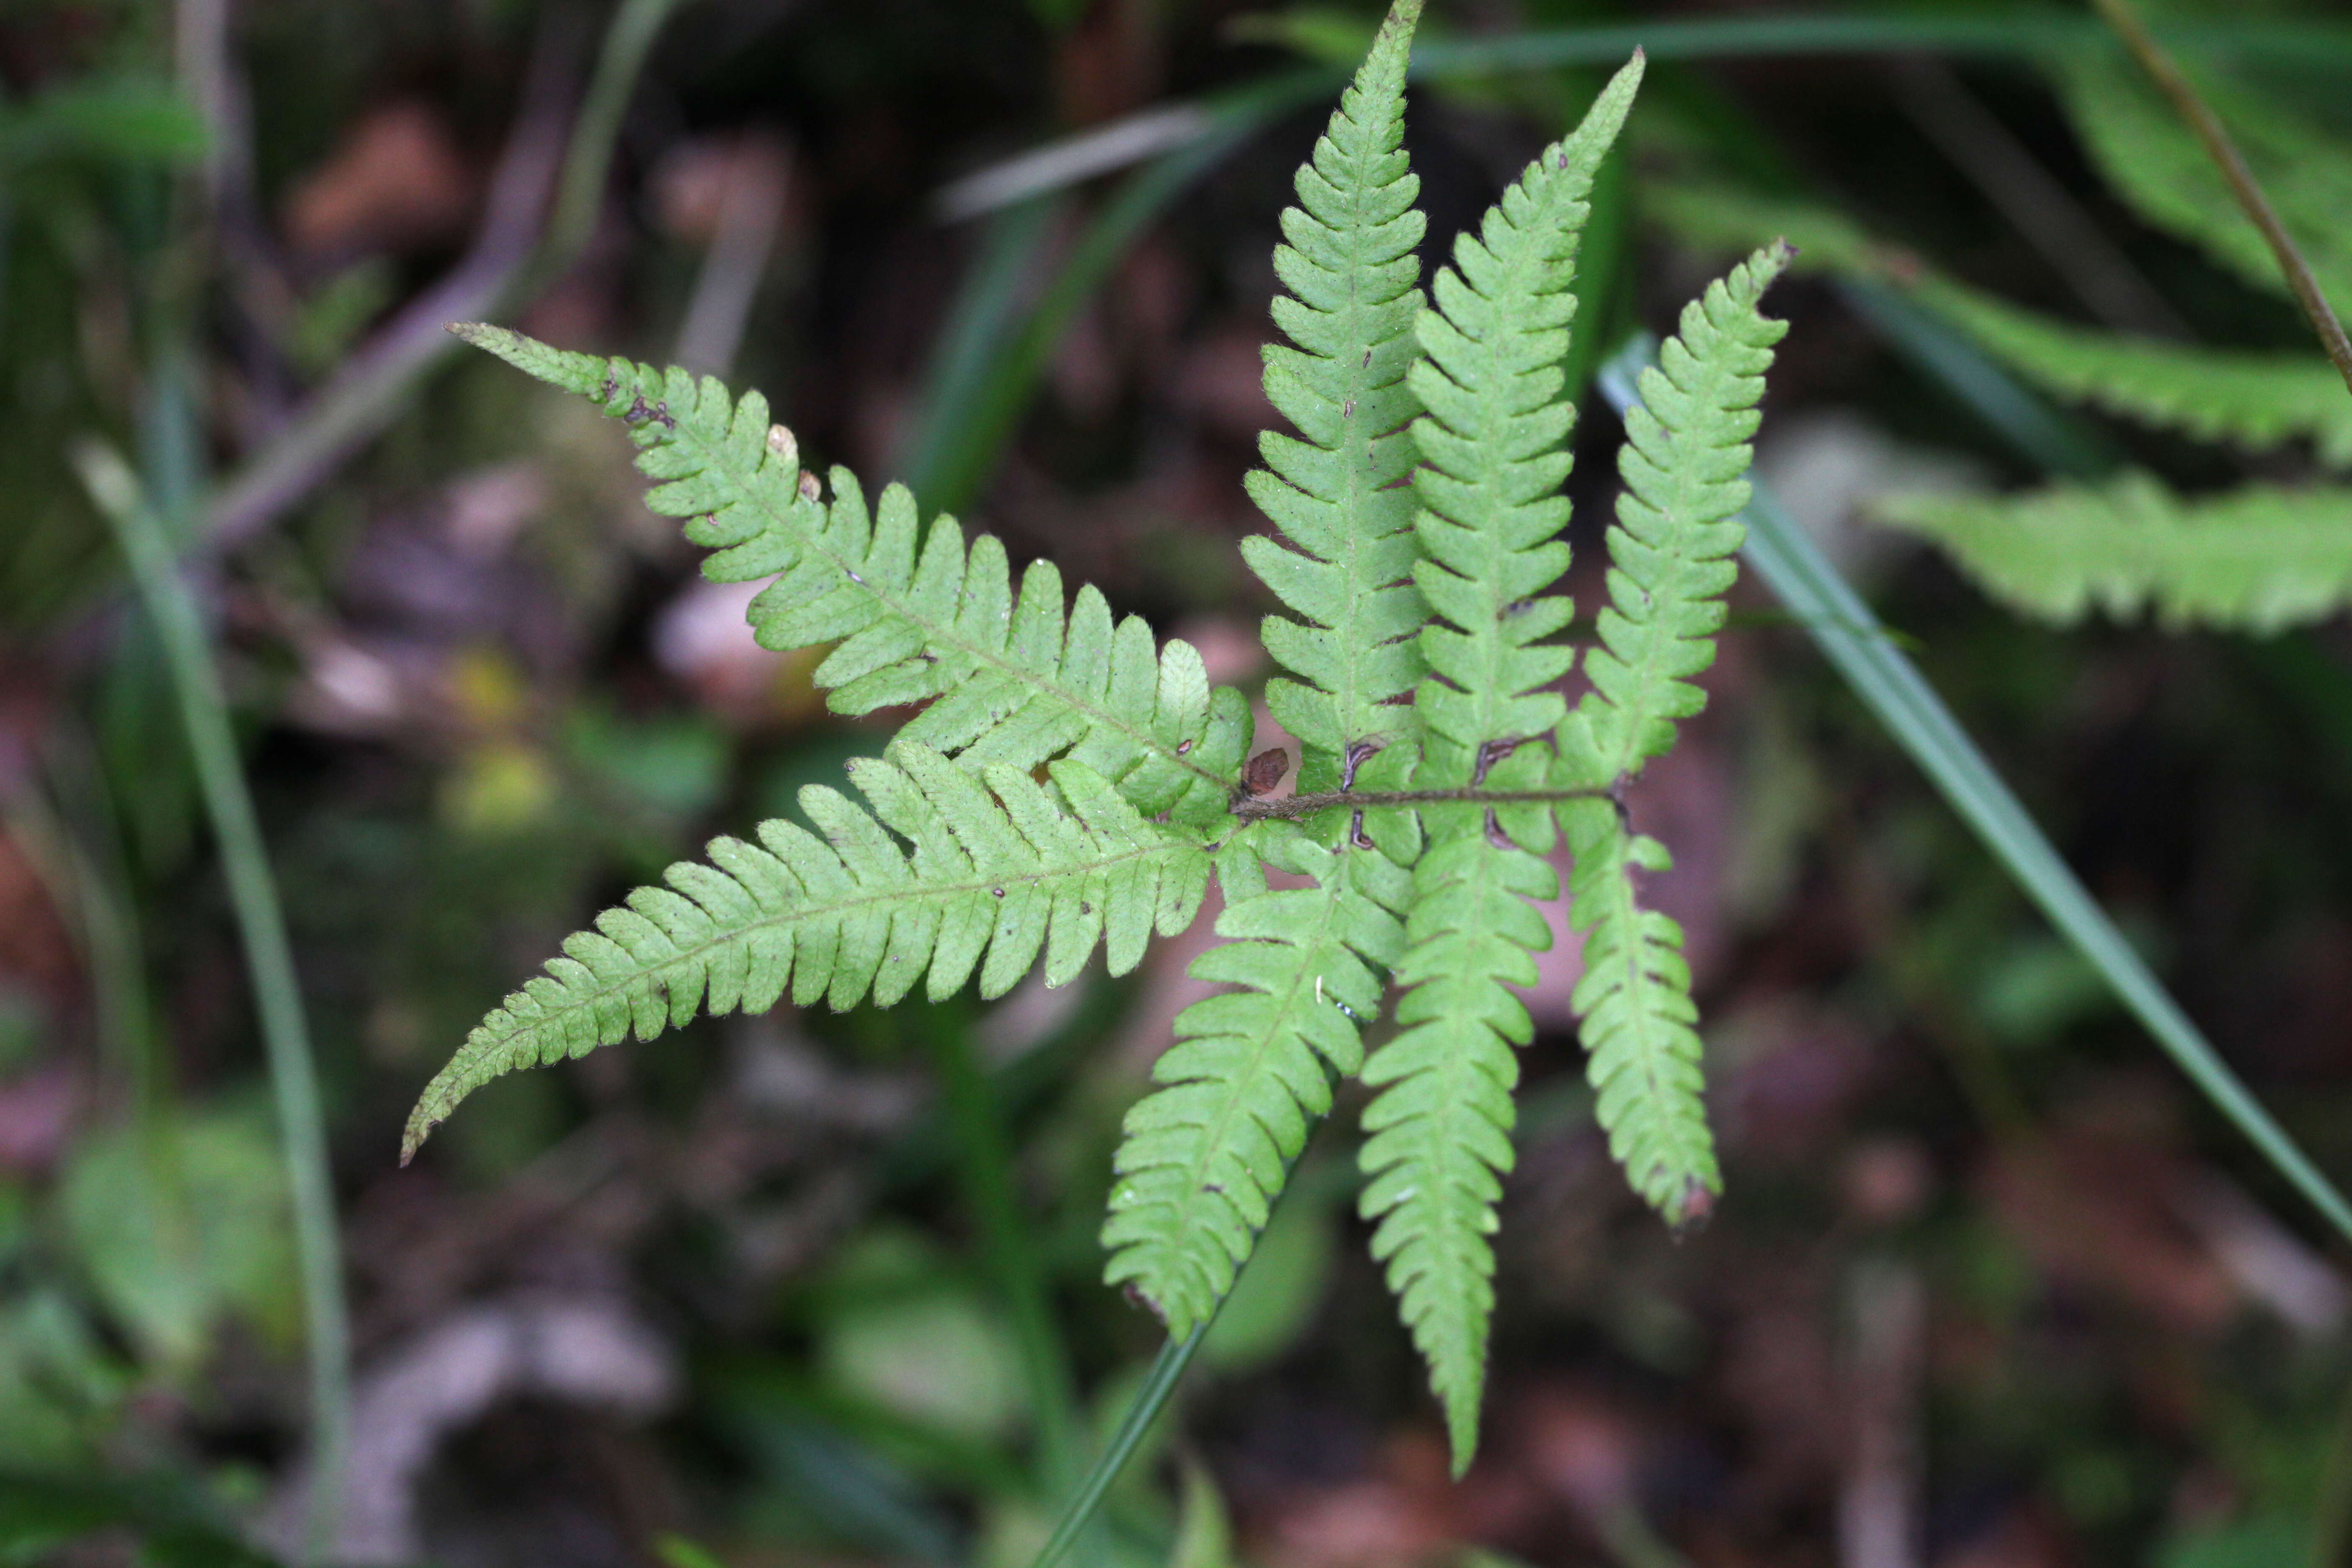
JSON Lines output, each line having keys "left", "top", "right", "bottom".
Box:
{"left": 409, "top": 0, "right": 1791, "bottom": 1471}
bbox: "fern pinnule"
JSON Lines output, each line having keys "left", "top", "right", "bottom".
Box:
{"left": 402, "top": 744, "right": 1210, "bottom": 1161}
{"left": 1242, "top": 0, "right": 1429, "bottom": 778}
{"left": 1564, "top": 242, "right": 1792, "bottom": 787}
{"left": 1359, "top": 741, "right": 1561, "bottom": 1471}
{"left": 1355, "top": 54, "right": 1641, "bottom": 1473}
{"left": 1645, "top": 183, "right": 2352, "bottom": 469}
{"left": 1875, "top": 470, "right": 2352, "bottom": 632}
{"left": 449, "top": 323, "right": 1252, "bottom": 826}
{"left": 1922, "top": 287, "right": 2352, "bottom": 470}
{"left": 1102, "top": 831, "right": 1410, "bottom": 1336}
{"left": 1553, "top": 242, "right": 1789, "bottom": 1225}
{"left": 1405, "top": 52, "right": 1643, "bottom": 772}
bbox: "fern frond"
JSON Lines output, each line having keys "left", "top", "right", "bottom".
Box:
{"left": 1242, "top": 0, "right": 1430, "bottom": 773}
{"left": 1359, "top": 763, "right": 1559, "bottom": 1470}
{"left": 1876, "top": 470, "right": 2352, "bottom": 632}
{"left": 1404, "top": 54, "right": 1642, "bottom": 771}
{"left": 402, "top": 744, "right": 1211, "bottom": 1159}
{"left": 2057, "top": 54, "right": 2352, "bottom": 311}
{"left": 1919, "top": 286, "right": 2352, "bottom": 470}
{"left": 1555, "top": 243, "right": 1790, "bottom": 1225}
{"left": 450, "top": 325, "right": 1252, "bottom": 826}
{"left": 1354, "top": 54, "right": 1642, "bottom": 1473}
{"left": 1646, "top": 181, "right": 2352, "bottom": 469}
{"left": 1101, "top": 830, "right": 1409, "bottom": 1337}
{"left": 1559, "top": 815, "right": 1713, "bottom": 1219}
{"left": 1564, "top": 244, "right": 1792, "bottom": 786}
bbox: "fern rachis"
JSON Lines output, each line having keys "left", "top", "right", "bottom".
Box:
{"left": 412, "top": 2, "right": 1794, "bottom": 1470}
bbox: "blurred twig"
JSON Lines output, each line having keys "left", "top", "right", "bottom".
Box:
{"left": 2087, "top": 0, "right": 2352, "bottom": 398}
{"left": 204, "top": 0, "right": 695, "bottom": 549}
{"left": 73, "top": 440, "right": 351, "bottom": 1564}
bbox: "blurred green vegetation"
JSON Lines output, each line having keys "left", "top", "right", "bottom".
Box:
{"left": 7, "top": 0, "right": 2352, "bottom": 1564}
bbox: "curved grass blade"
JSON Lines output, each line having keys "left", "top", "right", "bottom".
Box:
{"left": 1596, "top": 338, "right": 2352, "bottom": 1246}
{"left": 75, "top": 442, "right": 351, "bottom": 1559}
{"left": 944, "top": 14, "right": 2352, "bottom": 224}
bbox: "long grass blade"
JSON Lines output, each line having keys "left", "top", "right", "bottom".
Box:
{"left": 1836, "top": 279, "right": 2114, "bottom": 479}
{"left": 73, "top": 442, "right": 352, "bottom": 1560}
{"left": 907, "top": 89, "right": 1282, "bottom": 515}
{"left": 1596, "top": 339, "right": 2352, "bottom": 1246}
{"left": 942, "top": 15, "right": 2352, "bottom": 222}
{"left": 1412, "top": 13, "right": 2352, "bottom": 78}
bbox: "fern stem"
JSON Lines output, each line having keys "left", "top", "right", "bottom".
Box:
{"left": 1025, "top": 1323, "right": 1212, "bottom": 1568}
{"left": 2086, "top": 0, "right": 2352, "bottom": 399}
{"left": 926, "top": 1012, "right": 1082, "bottom": 1490}
{"left": 75, "top": 441, "right": 351, "bottom": 1562}
{"left": 1231, "top": 784, "right": 1612, "bottom": 821}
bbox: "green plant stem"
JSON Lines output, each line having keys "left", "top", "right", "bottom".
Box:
{"left": 1597, "top": 339, "right": 2352, "bottom": 1247}
{"left": 927, "top": 1014, "right": 1082, "bottom": 1492}
{"left": 7, "top": 763, "right": 157, "bottom": 1119}
{"left": 74, "top": 441, "right": 351, "bottom": 1562}
{"left": 536, "top": 0, "right": 687, "bottom": 287}
{"left": 913, "top": 108, "right": 1263, "bottom": 517}
{"left": 1026, "top": 1324, "right": 1212, "bottom": 1568}
{"left": 1232, "top": 784, "right": 1612, "bottom": 822}
{"left": 896, "top": 194, "right": 1063, "bottom": 501}
{"left": 2086, "top": 0, "right": 2352, "bottom": 400}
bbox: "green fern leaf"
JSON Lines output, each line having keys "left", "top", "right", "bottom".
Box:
{"left": 403, "top": 744, "right": 1210, "bottom": 1160}
{"left": 2056, "top": 54, "right": 2352, "bottom": 312}
{"left": 1101, "top": 829, "right": 1409, "bottom": 1336}
{"left": 1925, "top": 287, "right": 2352, "bottom": 470}
{"left": 1645, "top": 181, "right": 2352, "bottom": 469}
{"left": 1360, "top": 753, "right": 1560, "bottom": 1471}
{"left": 1355, "top": 53, "right": 1642, "bottom": 1473}
{"left": 1555, "top": 243, "right": 1791, "bottom": 1224}
{"left": 449, "top": 324, "right": 1252, "bottom": 826}
{"left": 1241, "top": 0, "right": 1430, "bottom": 774}
{"left": 1876, "top": 470, "right": 2352, "bottom": 632}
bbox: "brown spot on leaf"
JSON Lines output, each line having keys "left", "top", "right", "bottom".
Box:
{"left": 1242, "top": 747, "right": 1290, "bottom": 797}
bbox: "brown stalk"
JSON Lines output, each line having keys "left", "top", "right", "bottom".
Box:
{"left": 2087, "top": 0, "right": 2352, "bottom": 399}
{"left": 1232, "top": 784, "right": 1612, "bottom": 823}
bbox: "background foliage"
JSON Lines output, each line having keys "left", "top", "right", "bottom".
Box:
{"left": 6, "top": 0, "right": 2352, "bottom": 1565}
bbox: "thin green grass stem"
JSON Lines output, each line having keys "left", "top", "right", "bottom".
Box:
{"left": 1026, "top": 1323, "right": 1212, "bottom": 1568}
{"left": 944, "top": 15, "right": 2352, "bottom": 225}
{"left": 1411, "top": 13, "right": 2352, "bottom": 78}
{"left": 909, "top": 82, "right": 1290, "bottom": 514}
{"left": 539, "top": 0, "right": 690, "bottom": 283}
{"left": 926, "top": 1012, "right": 1083, "bottom": 1492}
{"left": 1596, "top": 339, "right": 2352, "bottom": 1247}
{"left": 896, "top": 194, "right": 1063, "bottom": 504}
{"left": 1836, "top": 280, "right": 2114, "bottom": 480}
{"left": 74, "top": 442, "right": 352, "bottom": 1562}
